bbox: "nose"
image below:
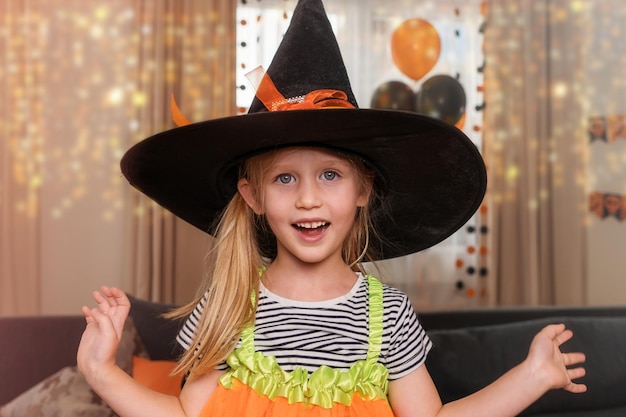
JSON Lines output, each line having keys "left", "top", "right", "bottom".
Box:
{"left": 295, "top": 178, "right": 322, "bottom": 209}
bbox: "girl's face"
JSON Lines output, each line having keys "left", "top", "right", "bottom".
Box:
{"left": 238, "top": 148, "right": 371, "bottom": 266}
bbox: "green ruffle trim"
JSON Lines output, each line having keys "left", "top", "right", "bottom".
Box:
{"left": 218, "top": 275, "right": 389, "bottom": 409}
{"left": 219, "top": 349, "right": 389, "bottom": 408}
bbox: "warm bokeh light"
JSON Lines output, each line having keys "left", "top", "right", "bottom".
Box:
{"left": 2, "top": 3, "right": 231, "bottom": 222}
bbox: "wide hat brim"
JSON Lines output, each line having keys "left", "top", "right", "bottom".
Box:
{"left": 121, "top": 107, "right": 486, "bottom": 260}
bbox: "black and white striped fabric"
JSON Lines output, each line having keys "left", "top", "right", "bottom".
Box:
{"left": 177, "top": 274, "right": 431, "bottom": 380}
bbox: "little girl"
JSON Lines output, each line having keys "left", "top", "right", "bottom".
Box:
{"left": 77, "top": 0, "right": 586, "bottom": 416}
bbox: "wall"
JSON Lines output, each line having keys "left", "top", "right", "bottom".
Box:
{"left": 40, "top": 174, "right": 125, "bottom": 315}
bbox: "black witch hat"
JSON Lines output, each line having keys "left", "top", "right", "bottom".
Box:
{"left": 120, "top": 0, "right": 487, "bottom": 260}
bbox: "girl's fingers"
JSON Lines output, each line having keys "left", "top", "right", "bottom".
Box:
{"left": 563, "top": 352, "right": 586, "bottom": 366}
{"left": 109, "top": 287, "right": 130, "bottom": 307}
{"left": 92, "top": 291, "right": 111, "bottom": 314}
{"left": 100, "top": 286, "right": 119, "bottom": 308}
{"left": 98, "top": 286, "right": 129, "bottom": 308}
{"left": 113, "top": 287, "right": 129, "bottom": 300}
{"left": 92, "top": 286, "right": 129, "bottom": 314}
{"left": 92, "top": 290, "right": 105, "bottom": 304}
{"left": 563, "top": 375, "right": 587, "bottom": 393}
{"left": 563, "top": 358, "right": 586, "bottom": 393}
{"left": 541, "top": 323, "right": 566, "bottom": 338}
{"left": 554, "top": 328, "right": 574, "bottom": 346}
{"left": 81, "top": 305, "right": 95, "bottom": 324}
{"left": 567, "top": 365, "right": 586, "bottom": 380}
{"left": 90, "top": 307, "right": 103, "bottom": 323}
{"left": 538, "top": 323, "right": 574, "bottom": 347}
{"left": 89, "top": 307, "right": 116, "bottom": 337}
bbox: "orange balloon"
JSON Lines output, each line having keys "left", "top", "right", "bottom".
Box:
{"left": 391, "top": 19, "right": 441, "bottom": 81}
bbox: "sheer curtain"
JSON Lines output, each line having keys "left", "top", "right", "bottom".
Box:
{"left": 0, "top": 2, "right": 43, "bottom": 314}
{"left": 0, "top": 0, "right": 235, "bottom": 315}
{"left": 483, "top": 0, "right": 589, "bottom": 305}
{"left": 121, "top": 0, "right": 236, "bottom": 303}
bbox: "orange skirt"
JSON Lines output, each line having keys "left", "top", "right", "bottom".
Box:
{"left": 199, "top": 379, "right": 395, "bottom": 417}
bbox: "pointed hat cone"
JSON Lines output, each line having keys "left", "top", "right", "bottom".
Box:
{"left": 248, "top": 0, "right": 358, "bottom": 113}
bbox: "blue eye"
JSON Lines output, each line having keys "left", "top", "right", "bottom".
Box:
{"left": 276, "top": 174, "right": 293, "bottom": 184}
{"left": 322, "top": 170, "right": 338, "bottom": 180}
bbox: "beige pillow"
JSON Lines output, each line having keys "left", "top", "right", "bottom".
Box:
{"left": 0, "top": 366, "right": 116, "bottom": 417}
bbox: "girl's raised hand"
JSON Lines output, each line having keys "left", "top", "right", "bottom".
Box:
{"left": 77, "top": 286, "right": 131, "bottom": 384}
{"left": 526, "top": 324, "right": 587, "bottom": 394}
{"left": 90, "top": 286, "right": 130, "bottom": 338}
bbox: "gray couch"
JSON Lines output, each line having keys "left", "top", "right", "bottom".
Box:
{"left": 1, "top": 297, "right": 625, "bottom": 416}
{"left": 421, "top": 307, "right": 626, "bottom": 416}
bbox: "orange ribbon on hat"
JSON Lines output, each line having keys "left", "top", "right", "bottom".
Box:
{"left": 170, "top": 66, "right": 354, "bottom": 127}
{"left": 253, "top": 67, "right": 355, "bottom": 111}
{"left": 171, "top": 94, "right": 191, "bottom": 127}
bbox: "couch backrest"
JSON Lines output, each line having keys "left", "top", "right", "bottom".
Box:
{"left": 426, "top": 316, "right": 626, "bottom": 415}
{"left": 0, "top": 315, "right": 86, "bottom": 405}
{"left": 419, "top": 306, "right": 626, "bottom": 331}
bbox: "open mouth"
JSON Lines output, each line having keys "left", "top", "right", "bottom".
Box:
{"left": 293, "top": 221, "right": 329, "bottom": 234}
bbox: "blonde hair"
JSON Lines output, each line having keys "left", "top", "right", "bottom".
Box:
{"left": 169, "top": 147, "right": 379, "bottom": 378}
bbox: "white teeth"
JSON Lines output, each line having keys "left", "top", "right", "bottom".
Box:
{"left": 295, "top": 221, "right": 327, "bottom": 229}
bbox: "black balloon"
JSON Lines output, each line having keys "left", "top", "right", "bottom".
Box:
{"left": 415, "top": 75, "right": 466, "bottom": 125}
{"left": 370, "top": 81, "right": 415, "bottom": 111}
